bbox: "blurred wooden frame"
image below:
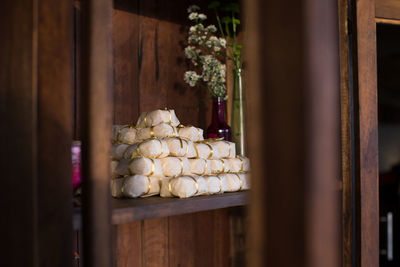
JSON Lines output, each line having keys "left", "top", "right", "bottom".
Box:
{"left": 245, "top": 1, "right": 340, "bottom": 267}
{"left": 245, "top": 0, "right": 382, "bottom": 266}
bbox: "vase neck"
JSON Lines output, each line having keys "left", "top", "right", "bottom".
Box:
{"left": 211, "top": 97, "right": 227, "bottom": 125}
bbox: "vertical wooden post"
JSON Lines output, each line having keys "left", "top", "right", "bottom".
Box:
{"left": 245, "top": 1, "right": 340, "bottom": 266}
{"left": 1, "top": 0, "right": 73, "bottom": 266}
{"left": 338, "top": 0, "right": 354, "bottom": 266}
{"left": 352, "top": 0, "right": 379, "bottom": 266}
{"left": 80, "top": 0, "right": 113, "bottom": 266}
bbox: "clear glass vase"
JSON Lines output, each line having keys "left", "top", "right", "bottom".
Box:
{"left": 206, "top": 97, "right": 232, "bottom": 141}
{"left": 231, "top": 68, "right": 246, "bottom": 156}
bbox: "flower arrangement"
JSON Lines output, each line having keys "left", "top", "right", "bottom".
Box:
{"left": 183, "top": 3, "right": 242, "bottom": 99}
{"left": 183, "top": 5, "right": 227, "bottom": 98}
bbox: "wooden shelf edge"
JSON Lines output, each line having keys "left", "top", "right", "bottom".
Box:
{"left": 73, "top": 191, "right": 249, "bottom": 230}
{"left": 375, "top": 17, "right": 400, "bottom": 25}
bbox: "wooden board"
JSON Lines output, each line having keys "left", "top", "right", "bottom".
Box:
{"left": 353, "top": 0, "right": 380, "bottom": 266}
{"left": 1, "top": 0, "right": 73, "bottom": 266}
{"left": 73, "top": 192, "right": 249, "bottom": 229}
{"left": 338, "top": 0, "right": 354, "bottom": 266}
{"left": 244, "top": 0, "right": 340, "bottom": 266}
{"left": 109, "top": 1, "right": 238, "bottom": 267}
{"left": 376, "top": 0, "right": 400, "bottom": 20}
{"left": 80, "top": 0, "right": 113, "bottom": 267}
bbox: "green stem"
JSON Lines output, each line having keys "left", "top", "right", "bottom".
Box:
{"left": 225, "top": 23, "right": 231, "bottom": 39}
{"left": 232, "top": 13, "right": 237, "bottom": 51}
{"left": 215, "top": 11, "right": 225, "bottom": 38}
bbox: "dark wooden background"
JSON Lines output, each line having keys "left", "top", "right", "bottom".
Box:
{"left": 74, "top": 0, "right": 241, "bottom": 266}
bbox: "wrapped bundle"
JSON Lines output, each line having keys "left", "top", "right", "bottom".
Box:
{"left": 136, "top": 109, "right": 180, "bottom": 128}
{"left": 113, "top": 159, "right": 131, "bottom": 177}
{"left": 111, "top": 144, "right": 130, "bottom": 160}
{"left": 189, "top": 158, "right": 211, "bottom": 175}
{"left": 193, "top": 143, "right": 221, "bottom": 159}
{"left": 186, "top": 140, "right": 198, "bottom": 158}
{"left": 112, "top": 125, "right": 137, "bottom": 144}
{"left": 237, "top": 173, "right": 251, "bottom": 190}
{"left": 210, "top": 159, "right": 231, "bottom": 174}
{"left": 160, "top": 157, "right": 191, "bottom": 177}
{"left": 218, "top": 173, "right": 244, "bottom": 192}
{"left": 160, "top": 175, "right": 207, "bottom": 198}
{"left": 164, "top": 137, "right": 189, "bottom": 157}
{"left": 123, "top": 139, "right": 169, "bottom": 159}
{"left": 121, "top": 175, "right": 161, "bottom": 198}
{"left": 111, "top": 178, "right": 125, "bottom": 198}
{"left": 111, "top": 160, "right": 119, "bottom": 179}
{"left": 129, "top": 157, "right": 164, "bottom": 177}
{"left": 136, "top": 123, "right": 178, "bottom": 140}
{"left": 178, "top": 125, "right": 204, "bottom": 141}
{"left": 204, "top": 176, "right": 223, "bottom": 194}
{"left": 209, "top": 141, "right": 236, "bottom": 158}
{"left": 227, "top": 156, "right": 251, "bottom": 173}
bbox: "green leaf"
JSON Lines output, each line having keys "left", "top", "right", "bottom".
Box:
{"left": 233, "top": 18, "right": 240, "bottom": 25}
{"left": 234, "top": 50, "right": 241, "bottom": 56}
{"left": 222, "top": 16, "right": 231, "bottom": 24}
{"left": 208, "top": 1, "right": 221, "bottom": 9}
{"left": 236, "top": 45, "right": 243, "bottom": 49}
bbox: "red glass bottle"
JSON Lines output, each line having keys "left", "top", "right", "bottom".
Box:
{"left": 206, "top": 97, "right": 232, "bottom": 141}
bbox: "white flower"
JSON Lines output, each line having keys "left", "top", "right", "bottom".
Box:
{"left": 184, "top": 71, "right": 200, "bottom": 87}
{"left": 189, "top": 26, "right": 196, "bottom": 34}
{"left": 214, "top": 46, "right": 221, "bottom": 52}
{"left": 188, "top": 12, "right": 198, "bottom": 20}
{"left": 203, "top": 55, "right": 213, "bottom": 64}
{"left": 187, "top": 5, "right": 200, "bottom": 13}
{"left": 196, "top": 23, "right": 204, "bottom": 31}
{"left": 184, "top": 46, "right": 196, "bottom": 59}
{"left": 219, "top": 38, "right": 227, "bottom": 48}
{"left": 206, "top": 25, "right": 217, "bottom": 33}
{"left": 205, "top": 40, "right": 212, "bottom": 48}
{"left": 198, "top": 14, "right": 207, "bottom": 20}
{"left": 209, "top": 36, "right": 218, "bottom": 42}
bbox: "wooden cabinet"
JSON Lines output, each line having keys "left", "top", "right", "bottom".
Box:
{"left": 4, "top": 0, "right": 399, "bottom": 266}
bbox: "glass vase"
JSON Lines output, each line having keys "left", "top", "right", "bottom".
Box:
{"left": 206, "top": 97, "right": 232, "bottom": 141}
{"left": 231, "top": 67, "right": 246, "bottom": 156}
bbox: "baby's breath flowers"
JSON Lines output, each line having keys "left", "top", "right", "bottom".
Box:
{"left": 184, "top": 5, "right": 227, "bottom": 98}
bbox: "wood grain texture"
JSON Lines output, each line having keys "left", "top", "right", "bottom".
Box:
{"left": 113, "top": 7, "right": 140, "bottom": 124}
{"left": 110, "top": 1, "right": 235, "bottom": 267}
{"left": 0, "top": 1, "right": 37, "bottom": 266}
{"left": 37, "top": 0, "right": 74, "bottom": 266}
{"left": 115, "top": 223, "right": 142, "bottom": 267}
{"left": 353, "top": 0, "right": 379, "bottom": 266}
{"left": 142, "top": 218, "right": 169, "bottom": 267}
{"left": 74, "top": 192, "right": 248, "bottom": 229}
{"left": 1, "top": 0, "right": 73, "bottom": 266}
{"left": 80, "top": 0, "right": 113, "bottom": 266}
{"left": 245, "top": 0, "right": 340, "bottom": 267}
{"left": 376, "top": 0, "right": 400, "bottom": 20}
{"left": 338, "top": 0, "right": 354, "bottom": 266}
{"left": 74, "top": 2, "right": 82, "bottom": 139}
{"left": 169, "top": 214, "right": 196, "bottom": 267}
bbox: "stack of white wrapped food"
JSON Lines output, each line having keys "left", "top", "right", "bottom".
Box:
{"left": 111, "top": 109, "right": 250, "bottom": 199}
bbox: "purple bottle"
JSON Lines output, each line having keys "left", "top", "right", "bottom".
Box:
{"left": 206, "top": 97, "right": 232, "bottom": 141}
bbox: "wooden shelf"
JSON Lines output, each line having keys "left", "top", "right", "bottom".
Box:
{"left": 73, "top": 191, "right": 249, "bottom": 230}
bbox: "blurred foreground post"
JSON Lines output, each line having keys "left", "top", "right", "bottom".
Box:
{"left": 245, "top": 1, "right": 340, "bottom": 266}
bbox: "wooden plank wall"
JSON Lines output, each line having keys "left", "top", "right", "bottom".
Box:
{"left": 74, "top": 0, "right": 236, "bottom": 266}
{"left": 112, "top": 0, "right": 212, "bottom": 128}
{"left": 1, "top": 0, "right": 73, "bottom": 266}
{"left": 112, "top": 1, "right": 231, "bottom": 265}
